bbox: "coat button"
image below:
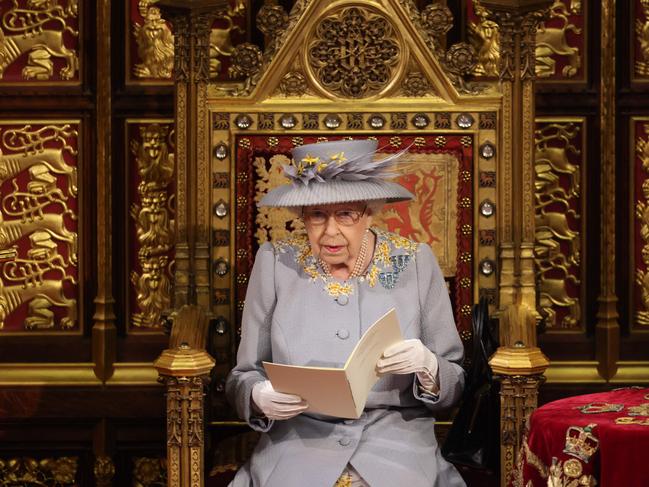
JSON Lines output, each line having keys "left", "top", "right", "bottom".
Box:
{"left": 338, "top": 436, "right": 351, "bottom": 446}
{"left": 336, "top": 329, "right": 349, "bottom": 340}
{"left": 336, "top": 295, "right": 349, "bottom": 305}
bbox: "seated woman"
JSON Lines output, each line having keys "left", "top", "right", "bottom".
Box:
{"left": 226, "top": 139, "right": 466, "bottom": 487}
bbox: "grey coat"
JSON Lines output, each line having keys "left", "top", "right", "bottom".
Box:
{"left": 226, "top": 229, "right": 466, "bottom": 487}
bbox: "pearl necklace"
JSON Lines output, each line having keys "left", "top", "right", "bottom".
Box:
{"left": 319, "top": 230, "right": 370, "bottom": 280}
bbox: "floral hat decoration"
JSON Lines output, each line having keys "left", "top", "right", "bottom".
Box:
{"left": 258, "top": 139, "right": 414, "bottom": 207}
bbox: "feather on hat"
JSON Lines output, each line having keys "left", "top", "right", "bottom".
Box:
{"left": 258, "top": 139, "right": 414, "bottom": 207}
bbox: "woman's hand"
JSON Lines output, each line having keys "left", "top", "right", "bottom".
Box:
{"left": 376, "top": 339, "right": 440, "bottom": 392}
{"left": 251, "top": 380, "right": 309, "bottom": 420}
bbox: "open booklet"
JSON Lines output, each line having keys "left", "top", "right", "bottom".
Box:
{"left": 262, "top": 308, "right": 403, "bottom": 419}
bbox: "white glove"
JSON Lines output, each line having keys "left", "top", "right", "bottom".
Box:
{"left": 251, "top": 380, "right": 308, "bottom": 420}
{"left": 376, "top": 339, "right": 439, "bottom": 393}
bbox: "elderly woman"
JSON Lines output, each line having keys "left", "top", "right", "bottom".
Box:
{"left": 226, "top": 139, "right": 466, "bottom": 487}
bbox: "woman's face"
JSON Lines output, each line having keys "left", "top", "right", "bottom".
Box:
{"left": 303, "top": 201, "right": 373, "bottom": 269}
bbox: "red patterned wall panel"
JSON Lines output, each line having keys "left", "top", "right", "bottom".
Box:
{"left": 234, "top": 134, "right": 474, "bottom": 339}
{"left": 0, "top": 0, "right": 80, "bottom": 83}
{"left": 126, "top": 120, "right": 175, "bottom": 331}
{"left": 0, "top": 121, "right": 80, "bottom": 333}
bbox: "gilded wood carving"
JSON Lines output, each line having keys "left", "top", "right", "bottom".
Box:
{"left": 0, "top": 0, "right": 79, "bottom": 82}
{"left": 634, "top": 121, "right": 649, "bottom": 328}
{"left": 0, "top": 122, "right": 79, "bottom": 332}
{"left": 534, "top": 120, "right": 584, "bottom": 330}
{"left": 468, "top": 0, "right": 585, "bottom": 82}
{"left": 306, "top": 6, "right": 402, "bottom": 99}
{"left": 127, "top": 121, "right": 175, "bottom": 329}
{"left": 128, "top": 0, "right": 247, "bottom": 83}
{"left": 0, "top": 456, "right": 78, "bottom": 486}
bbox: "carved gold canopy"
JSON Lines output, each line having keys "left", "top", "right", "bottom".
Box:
{"left": 193, "top": 0, "right": 506, "bottom": 355}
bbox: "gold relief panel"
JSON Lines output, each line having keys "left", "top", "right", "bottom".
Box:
{"left": 631, "top": 118, "right": 649, "bottom": 329}
{"left": 0, "top": 121, "right": 81, "bottom": 334}
{"left": 126, "top": 120, "right": 175, "bottom": 331}
{"left": 0, "top": 456, "right": 78, "bottom": 485}
{"left": 634, "top": 0, "right": 649, "bottom": 81}
{"left": 126, "top": 0, "right": 248, "bottom": 84}
{"left": 468, "top": 0, "right": 585, "bottom": 83}
{"left": 534, "top": 118, "right": 585, "bottom": 330}
{"left": 0, "top": 0, "right": 80, "bottom": 84}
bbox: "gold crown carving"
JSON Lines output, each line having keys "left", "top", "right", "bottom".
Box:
{"left": 563, "top": 424, "right": 599, "bottom": 463}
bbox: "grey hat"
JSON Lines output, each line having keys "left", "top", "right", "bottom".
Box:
{"left": 258, "top": 139, "right": 414, "bottom": 207}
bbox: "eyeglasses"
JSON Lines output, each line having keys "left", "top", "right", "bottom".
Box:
{"left": 302, "top": 207, "right": 366, "bottom": 226}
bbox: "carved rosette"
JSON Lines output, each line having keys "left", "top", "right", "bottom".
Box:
{"left": 401, "top": 72, "right": 432, "bottom": 97}
{"left": 127, "top": 121, "right": 175, "bottom": 329}
{"left": 533, "top": 120, "right": 583, "bottom": 329}
{"left": 133, "top": 457, "right": 167, "bottom": 487}
{"left": 0, "top": 0, "right": 80, "bottom": 82}
{"left": 306, "top": 6, "right": 403, "bottom": 99}
{"left": 279, "top": 71, "right": 308, "bottom": 97}
{"left": 0, "top": 122, "right": 79, "bottom": 332}
{"left": 257, "top": 4, "right": 288, "bottom": 38}
{"left": 445, "top": 43, "right": 478, "bottom": 77}
{"left": 229, "top": 42, "right": 263, "bottom": 79}
{"left": 421, "top": 3, "right": 453, "bottom": 39}
{"left": 0, "top": 456, "right": 78, "bottom": 485}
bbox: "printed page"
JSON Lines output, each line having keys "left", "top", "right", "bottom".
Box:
{"left": 262, "top": 307, "right": 403, "bottom": 419}
{"left": 343, "top": 308, "right": 403, "bottom": 416}
{"left": 262, "top": 362, "right": 358, "bottom": 418}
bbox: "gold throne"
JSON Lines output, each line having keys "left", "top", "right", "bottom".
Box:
{"left": 154, "top": 0, "right": 552, "bottom": 485}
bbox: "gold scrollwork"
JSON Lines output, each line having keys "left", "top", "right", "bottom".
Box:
{"left": 536, "top": 0, "right": 582, "bottom": 78}
{"left": 0, "top": 456, "right": 78, "bottom": 486}
{"left": 210, "top": 0, "right": 246, "bottom": 79}
{"left": 254, "top": 154, "right": 305, "bottom": 244}
{"left": 0, "top": 124, "right": 78, "bottom": 330}
{"left": 635, "top": 123, "right": 649, "bottom": 325}
{"left": 534, "top": 122, "right": 582, "bottom": 328}
{"left": 0, "top": 0, "right": 79, "bottom": 81}
{"left": 306, "top": 6, "right": 402, "bottom": 99}
{"left": 129, "top": 123, "right": 175, "bottom": 328}
{"left": 636, "top": 0, "right": 649, "bottom": 76}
